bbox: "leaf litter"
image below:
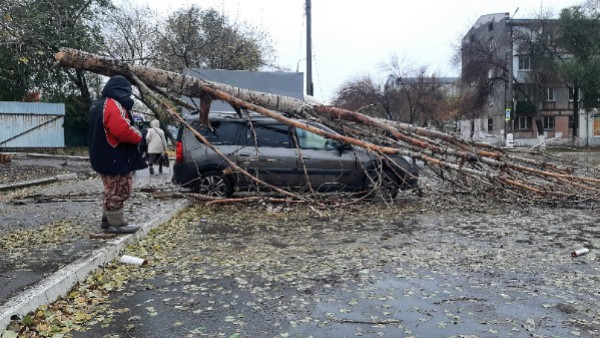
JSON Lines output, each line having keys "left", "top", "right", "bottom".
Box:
{"left": 6, "top": 193, "right": 600, "bottom": 337}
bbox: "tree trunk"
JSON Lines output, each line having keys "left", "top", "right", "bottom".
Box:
{"left": 54, "top": 48, "right": 312, "bottom": 116}
{"left": 53, "top": 48, "right": 600, "bottom": 204}
{"left": 573, "top": 86, "right": 579, "bottom": 138}
{"left": 535, "top": 117, "right": 544, "bottom": 136}
{"left": 470, "top": 118, "right": 475, "bottom": 139}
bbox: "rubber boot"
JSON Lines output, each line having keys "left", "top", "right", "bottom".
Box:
{"left": 100, "top": 208, "right": 109, "bottom": 230}
{"left": 105, "top": 208, "right": 140, "bottom": 234}
{"left": 149, "top": 166, "right": 154, "bottom": 175}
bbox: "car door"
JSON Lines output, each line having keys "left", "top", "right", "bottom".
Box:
{"left": 235, "top": 121, "right": 298, "bottom": 187}
{"left": 293, "top": 126, "right": 359, "bottom": 191}
{"left": 184, "top": 120, "right": 244, "bottom": 167}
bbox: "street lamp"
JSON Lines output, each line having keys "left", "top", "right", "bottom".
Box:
{"left": 296, "top": 58, "right": 306, "bottom": 72}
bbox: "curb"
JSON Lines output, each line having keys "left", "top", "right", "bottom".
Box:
{"left": 5, "top": 152, "right": 89, "bottom": 162}
{"left": 0, "top": 173, "right": 78, "bottom": 192}
{"left": 0, "top": 198, "right": 190, "bottom": 331}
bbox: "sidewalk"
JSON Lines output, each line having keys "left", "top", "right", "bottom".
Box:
{"left": 0, "top": 154, "right": 188, "bottom": 331}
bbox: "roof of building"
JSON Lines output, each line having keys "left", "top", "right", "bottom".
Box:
{"left": 183, "top": 68, "right": 306, "bottom": 112}
{"left": 0, "top": 101, "right": 65, "bottom": 115}
{"left": 472, "top": 13, "right": 509, "bottom": 29}
{"left": 394, "top": 77, "right": 459, "bottom": 85}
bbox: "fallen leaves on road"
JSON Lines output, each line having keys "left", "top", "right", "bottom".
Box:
{"left": 0, "top": 163, "right": 70, "bottom": 185}
{"left": 6, "top": 197, "right": 600, "bottom": 337}
{"left": 0, "top": 220, "right": 89, "bottom": 268}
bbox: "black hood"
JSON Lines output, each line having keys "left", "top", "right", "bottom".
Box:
{"left": 101, "top": 75, "right": 134, "bottom": 110}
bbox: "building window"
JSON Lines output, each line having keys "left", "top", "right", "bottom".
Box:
{"left": 516, "top": 116, "right": 533, "bottom": 130}
{"left": 488, "top": 37, "right": 496, "bottom": 52}
{"left": 518, "top": 56, "right": 531, "bottom": 70}
{"left": 487, "top": 91, "right": 496, "bottom": 106}
{"left": 543, "top": 116, "right": 555, "bottom": 130}
{"left": 569, "top": 87, "right": 580, "bottom": 101}
{"left": 487, "top": 118, "right": 493, "bottom": 132}
{"left": 488, "top": 22, "right": 494, "bottom": 31}
{"left": 546, "top": 88, "right": 555, "bottom": 101}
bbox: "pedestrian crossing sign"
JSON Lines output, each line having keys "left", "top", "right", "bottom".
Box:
{"left": 505, "top": 108, "right": 511, "bottom": 121}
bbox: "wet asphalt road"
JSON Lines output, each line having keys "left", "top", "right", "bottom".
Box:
{"left": 2, "top": 152, "right": 600, "bottom": 337}
{"left": 73, "top": 200, "right": 600, "bottom": 338}
{"left": 0, "top": 154, "right": 183, "bottom": 307}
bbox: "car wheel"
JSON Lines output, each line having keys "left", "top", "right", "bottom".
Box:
{"left": 194, "top": 170, "right": 234, "bottom": 197}
{"left": 365, "top": 168, "right": 400, "bottom": 199}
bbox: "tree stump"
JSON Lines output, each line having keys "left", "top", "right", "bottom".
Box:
{"left": 0, "top": 154, "right": 11, "bottom": 164}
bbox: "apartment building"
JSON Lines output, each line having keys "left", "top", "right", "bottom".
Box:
{"left": 461, "top": 13, "right": 587, "bottom": 144}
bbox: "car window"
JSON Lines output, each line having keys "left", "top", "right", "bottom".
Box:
{"left": 243, "top": 123, "right": 291, "bottom": 147}
{"left": 191, "top": 120, "right": 241, "bottom": 145}
{"left": 295, "top": 127, "right": 337, "bottom": 150}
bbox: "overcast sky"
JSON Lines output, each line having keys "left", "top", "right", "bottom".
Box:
{"left": 135, "top": 0, "right": 582, "bottom": 104}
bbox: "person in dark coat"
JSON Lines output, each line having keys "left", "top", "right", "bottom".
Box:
{"left": 138, "top": 121, "right": 150, "bottom": 161}
{"left": 88, "top": 75, "right": 147, "bottom": 234}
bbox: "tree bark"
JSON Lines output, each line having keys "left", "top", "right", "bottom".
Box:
{"left": 573, "top": 86, "right": 579, "bottom": 137}
{"left": 55, "top": 48, "right": 313, "bottom": 116}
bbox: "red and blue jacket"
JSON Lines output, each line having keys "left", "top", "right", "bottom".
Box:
{"left": 88, "top": 76, "right": 147, "bottom": 175}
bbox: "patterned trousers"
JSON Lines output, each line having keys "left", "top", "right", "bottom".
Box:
{"left": 101, "top": 173, "right": 133, "bottom": 211}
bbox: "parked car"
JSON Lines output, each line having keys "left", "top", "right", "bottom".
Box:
{"left": 172, "top": 111, "right": 419, "bottom": 198}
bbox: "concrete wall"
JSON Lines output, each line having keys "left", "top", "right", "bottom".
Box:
{"left": 579, "top": 110, "right": 600, "bottom": 147}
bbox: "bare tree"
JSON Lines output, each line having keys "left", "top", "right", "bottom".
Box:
{"left": 512, "top": 16, "right": 567, "bottom": 137}
{"left": 103, "top": 0, "right": 161, "bottom": 67}
{"left": 458, "top": 28, "right": 509, "bottom": 137}
{"left": 331, "top": 75, "right": 396, "bottom": 120}
{"left": 381, "top": 56, "right": 455, "bottom": 128}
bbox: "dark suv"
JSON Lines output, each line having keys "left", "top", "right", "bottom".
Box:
{"left": 172, "top": 111, "right": 418, "bottom": 198}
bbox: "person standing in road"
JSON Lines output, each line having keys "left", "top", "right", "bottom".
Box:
{"left": 88, "top": 75, "right": 147, "bottom": 234}
{"left": 138, "top": 120, "right": 150, "bottom": 162}
{"left": 146, "top": 119, "right": 168, "bottom": 175}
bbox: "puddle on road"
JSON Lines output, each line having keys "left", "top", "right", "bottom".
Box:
{"left": 292, "top": 272, "right": 580, "bottom": 337}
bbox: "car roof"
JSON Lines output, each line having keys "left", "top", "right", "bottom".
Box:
{"left": 183, "top": 111, "right": 335, "bottom": 133}
{"left": 185, "top": 111, "right": 285, "bottom": 125}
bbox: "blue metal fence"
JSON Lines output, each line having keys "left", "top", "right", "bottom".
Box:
{"left": 0, "top": 101, "right": 65, "bottom": 148}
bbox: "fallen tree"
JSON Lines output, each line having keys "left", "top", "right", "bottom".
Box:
{"left": 55, "top": 48, "right": 600, "bottom": 204}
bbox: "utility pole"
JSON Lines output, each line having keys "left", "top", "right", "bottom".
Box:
{"left": 506, "top": 12, "right": 515, "bottom": 140}
{"left": 306, "top": 0, "right": 314, "bottom": 96}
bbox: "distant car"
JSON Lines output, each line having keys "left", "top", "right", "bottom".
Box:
{"left": 172, "top": 111, "right": 419, "bottom": 198}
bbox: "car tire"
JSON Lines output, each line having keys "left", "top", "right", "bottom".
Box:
{"left": 193, "top": 170, "right": 234, "bottom": 198}
{"left": 364, "top": 168, "right": 400, "bottom": 200}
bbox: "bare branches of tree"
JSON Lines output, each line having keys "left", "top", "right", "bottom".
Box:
{"left": 331, "top": 75, "right": 394, "bottom": 120}
{"left": 331, "top": 55, "right": 458, "bottom": 131}
{"left": 102, "top": 0, "right": 161, "bottom": 66}
{"left": 381, "top": 56, "right": 458, "bottom": 129}
{"left": 54, "top": 48, "right": 600, "bottom": 205}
